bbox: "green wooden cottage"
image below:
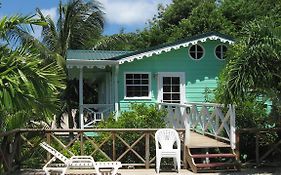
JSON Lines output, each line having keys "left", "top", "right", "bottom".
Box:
{"left": 66, "top": 32, "right": 234, "bottom": 129}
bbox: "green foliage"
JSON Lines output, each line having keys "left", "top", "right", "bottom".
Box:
{"left": 220, "top": 0, "right": 281, "bottom": 34}
{"left": 235, "top": 101, "right": 268, "bottom": 129}
{"left": 98, "top": 103, "right": 167, "bottom": 129}
{"left": 61, "top": 104, "right": 167, "bottom": 162}
{"left": 235, "top": 100, "right": 277, "bottom": 161}
{"left": 216, "top": 17, "right": 281, "bottom": 105}
{"left": 0, "top": 15, "right": 66, "bottom": 131}
{"left": 89, "top": 103, "right": 167, "bottom": 161}
{"left": 108, "top": 0, "right": 281, "bottom": 51}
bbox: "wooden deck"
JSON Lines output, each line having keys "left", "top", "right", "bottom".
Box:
{"left": 188, "top": 131, "right": 230, "bottom": 148}
{"left": 18, "top": 167, "right": 281, "bottom": 175}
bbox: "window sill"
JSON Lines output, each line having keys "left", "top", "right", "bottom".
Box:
{"left": 124, "top": 97, "right": 152, "bottom": 100}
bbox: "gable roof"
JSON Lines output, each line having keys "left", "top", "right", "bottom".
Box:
{"left": 109, "top": 32, "right": 234, "bottom": 64}
{"left": 66, "top": 32, "right": 234, "bottom": 68}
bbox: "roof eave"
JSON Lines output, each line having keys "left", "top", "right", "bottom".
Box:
{"left": 111, "top": 33, "right": 234, "bottom": 64}
{"left": 67, "top": 59, "right": 118, "bottom": 69}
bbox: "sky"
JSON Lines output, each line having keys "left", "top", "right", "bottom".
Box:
{"left": 0, "top": 0, "right": 172, "bottom": 38}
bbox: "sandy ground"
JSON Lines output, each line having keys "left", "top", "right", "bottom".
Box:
{"left": 17, "top": 167, "right": 281, "bottom": 175}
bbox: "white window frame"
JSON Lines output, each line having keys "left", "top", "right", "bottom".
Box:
{"left": 214, "top": 44, "right": 227, "bottom": 60}
{"left": 157, "top": 72, "right": 186, "bottom": 104}
{"left": 188, "top": 44, "right": 205, "bottom": 60}
{"left": 124, "top": 72, "right": 152, "bottom": 100}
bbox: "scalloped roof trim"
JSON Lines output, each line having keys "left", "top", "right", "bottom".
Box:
{"left": 117, "top": 34, "right": 234, "bottom": 64}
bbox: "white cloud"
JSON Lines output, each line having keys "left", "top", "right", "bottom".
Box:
{"left": 99, "top": 0, "right": 172, "bottom": 25}
{"left": 40, "top": 7, "right": 58, "bottom": 21}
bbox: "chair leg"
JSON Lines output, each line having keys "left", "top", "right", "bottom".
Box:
{"left": 156, "top": 156, "right": 161, "bottom": 173}
{"left": 61, "top": 168, "right": 67, "bottom": 175}
{"left": 173, "top": 157, "right": 177, "bottom": 171}
{"left": 95, "top": 167, "right": 102, "bottom": 175}
{"left": 111, "top": 167, "right": 118, "bottom": 175}
{"left": 177, "top": 155, "right": 181, "bottom": 173}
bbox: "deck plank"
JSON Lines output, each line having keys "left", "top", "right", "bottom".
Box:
{"left": 187, "top": 132, "right": 230, "bottom": 148}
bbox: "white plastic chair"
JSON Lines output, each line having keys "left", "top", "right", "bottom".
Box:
{"left": 155, "top": 128, "right": 181, "bottom": 173}
{"left": 40, "top": 142, "right": 122, "bottom": 175}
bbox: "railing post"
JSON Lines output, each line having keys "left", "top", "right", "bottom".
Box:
{"left": 256, "top": 131, "right": 260, "bottom": 165}
{"left": 145, "top": 132, "right": 150, "bottom": 169}
{"left": 80, "top": 131, "right": 84, "bottom": 155}
{"left": 14, "top": 132, "right": 21, "bottom": 171}
{"left": 235, "top": 130, "right": 240, "bottom": 162}
{"left": 46, "top": 132, "right": 51, "bottom": 161}
{"left": 183, "top": 131, "right": 187, "bottom": 169}
{"left": 230, "top": 104, "right": 236, "bottom": 149}
{"left": 112, "top": 132, "right": 116, "bottom": 161}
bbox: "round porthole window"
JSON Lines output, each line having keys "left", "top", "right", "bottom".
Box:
{"left": 215, "top": 45, "right": 227, "bottom": 60}
{"left": 189, "top": 44, "right": 204, "bottom": 60}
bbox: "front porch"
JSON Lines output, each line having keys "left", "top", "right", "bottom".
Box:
{"left": 1, "top": 128, "right": 234, "bottom": 174}
{"left": 0, "top": 101, "right": 237, "bottom": 174}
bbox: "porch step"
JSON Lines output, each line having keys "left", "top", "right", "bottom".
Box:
{"left": 196, "top": 162, "right": 235, "bottom": 168}
{"left": 191, "top": 153, "right": 236, "bottom": 158}
{"left": 185, "top": 144, "right": 239, "bottom": 173}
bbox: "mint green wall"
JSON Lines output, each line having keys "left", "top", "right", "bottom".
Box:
{"left": 118, "top": 40, "right": 227, "bottom": 111}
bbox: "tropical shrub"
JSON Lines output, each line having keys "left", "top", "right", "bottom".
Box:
{"left": 67, "top": 103, "right": 167, "bottom": 162}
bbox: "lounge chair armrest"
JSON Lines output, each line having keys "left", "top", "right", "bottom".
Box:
{"left": 68, "top": 156, "right": 95, "bottom": 166}
{"left": 70, "top": 156, "right": 94, "bottom": 160}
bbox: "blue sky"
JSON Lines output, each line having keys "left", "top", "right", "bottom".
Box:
{"left": 0, "top": 0, "right": 172, "bottom": 37}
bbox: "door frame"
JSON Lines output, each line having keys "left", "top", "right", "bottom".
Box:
{"left": 157, "top": 72, "right": 186, "bottom": 104}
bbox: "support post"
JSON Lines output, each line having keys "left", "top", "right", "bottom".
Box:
{"left": 79, "top": 67, "right": 84, "bottom": 129}
{"left": 106, "top": 72, "right": 109, "bottom": 104}
{"left": 114, "top": 65, "right": 119, "bottom": 119}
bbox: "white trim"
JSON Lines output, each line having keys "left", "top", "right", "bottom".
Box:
{"left": 188, "top": 43, "right": 205, "bottom": 61}
{"left": 118, "top": 35, "right": 234, "bottom": 64}
{"left": 124, "top": 72, "right": 152, "bottom": 100}
{"left": 67, "top": 59, "right": 117, "bottom": 69}
{"left": 214, "top": 44, "right": 228, "bottom": 60}
{"left": 157, "top": 72, "right": 186, "bottom": 104}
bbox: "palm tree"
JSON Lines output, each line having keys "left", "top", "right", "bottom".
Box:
{"left": 219, "top": 18, "right": 281, "bottom": 103}
{"left": 37, "top": 0, "right": 104, "bottom": 57}
{"left": 0, "top": 15, "right": 66, "bottom": 172}
{"left": 0, "top": 15, "right": 66, "bottom": 130}
{"left": 36, "top": 0, "right": 108, "bottom": 129}
{"left": 217, "top": 17, "right": 281, "bottom": 133}
{"left": 36, "top": 0, "right": 132, "bottom": 129}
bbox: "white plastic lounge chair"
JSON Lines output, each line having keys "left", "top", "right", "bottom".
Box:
{"left": 40, "top": 142, "right": 122, "bottom": 175}
{"left": 155, "top": 128, "right": 181, "bottom": 173}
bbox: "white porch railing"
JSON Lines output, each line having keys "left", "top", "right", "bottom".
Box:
{"left": 83, "top": 104, "right": 114, "bottom": 128}
{"left": 159, "top": 102, "right": 236, "bottom": 149}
